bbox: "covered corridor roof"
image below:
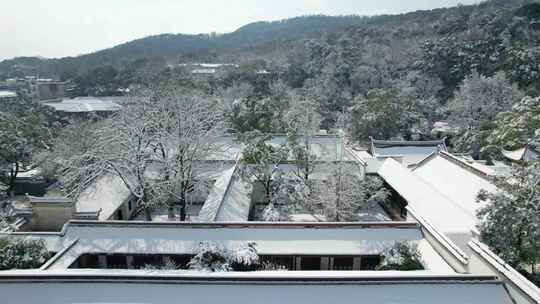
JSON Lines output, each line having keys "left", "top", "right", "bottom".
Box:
{"left": 0, "top": 271, "right": 513, "bottom": 304}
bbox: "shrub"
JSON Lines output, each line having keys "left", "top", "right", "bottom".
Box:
{"left": 376, "top": 242, "right": 424, "bottom": 271}
{"left": 188, "top": 242, "right": 231, "bottom": 272}
{"left": 188, "top": 241, "right": 260, "bottom": 272}
{"left": 0, "top": 238, "right": 52, "bottom": 270}
{"left": 143, "top": 257, "right": 180, "bottom": 270}
{"left": 230, "top": 242, "right": 259, "bottom": 271}
{"left": 258, "top": 261, "right": 288, "bottom": 271}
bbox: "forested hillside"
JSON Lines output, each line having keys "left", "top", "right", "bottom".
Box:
{"left": 2, "top": 0, "right": 539, "bottom": 157}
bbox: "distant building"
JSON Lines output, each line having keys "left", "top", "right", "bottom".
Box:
{"left": 501, "top": 144, "right": 539, "bottom": 162}
{"left": 175, "top": 63, "right": 238, "bottom": 75}
{"left": 369, "top": 138, "right": 448, "bottom": 168}
{"left": 0, "top": 90, "right": 17, "bottom": 100}
{"left": 33, "top": 79, "right": 65, "bottom": 101}
{"left": 2, "top": 77, "right": 65, "bottom": 101}
{"left": 42, "top": 96, "right": 123, "bottom": 117}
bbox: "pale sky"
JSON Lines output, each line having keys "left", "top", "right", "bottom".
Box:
{"left": 0, "top": 0, "right": 480, "bottom": 60}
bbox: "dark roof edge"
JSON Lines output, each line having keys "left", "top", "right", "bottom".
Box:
{"left": 0, "top": 272, "right": 502, "bottom": 285}
{"left": 370, "top": 137, "right": 447, "bottom": 147}
{"left": 410, "top": 152, "right": 438, "bottom": 171}
{"left": 65, "top": 220, "right": 420, "bottom": 230}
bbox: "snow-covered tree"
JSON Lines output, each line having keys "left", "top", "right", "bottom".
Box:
{"left": 476, "top": 161, "right": 540, "bottom": 273}
{"left": 261, "top": 203, "right": 283, "bottom": 222}
{"left": 448, "top": 71, "right": 524, "bottom": 154}
{"left": 284, "top": 98, "right": 322, "bottom": 183}
{"left": 40, "top": 119, "right": 108, "bottom": 198}
{"left": 0, "top": 238, "right": 52, "bottom": 270}
{"left": 143, "top": 257, "right": 180, "bottom": 270}
{"left": 56, "top": 87, "right": 225, "bottom": 221}
{"left": 484, "top": 96, "right": 540, "bottom": 155}
{"left": 93, "top": 95, "right": 163, "bottom": 221}
{"left": 350, "top": 89, "right": 403, "bottom": 141}
{"left": 0, "top": 97, "right": 58, "bottom": 196}
{"left": 263, "top": 176, "right": 312, "bottom": 221}
{"left": 230, "top": 242, "right": 259, "bottom": 271}
{"left": 239, "top": 131, "right": 288, "bottom": 205}
{"left": 449, "top": 71, "right": 523, "bottom": 130}
{"left": 309, "top": 164, "right": 390, "bottom": 222}
{"left": 188, "top": 242, "right": 260, "bottom": 272}
{"left": 376, "top": 242, "right": 424, "bottom": 271}
{"left": 188, "top": 242, "right": 231, "bottom": 272}
{"left": 152, "top": 87, "right": 225, "bottom": 220}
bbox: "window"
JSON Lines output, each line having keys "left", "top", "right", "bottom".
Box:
{"left": 360, "top": 255, "right": 381, "bottom": 270}
{"left": 107, "top": 254, "right": 127, "bottom": 269}
{"left": 133, "top": 255, "right": 162, "bottom": 269}
{"left": 333, "top": 256, "right": 354, "bottom": 270}
{"left": 71, "top": 254, "right": 99, "bottom": 268}
{"left": 300, "top": 256, "right": 321, "bottom": 271}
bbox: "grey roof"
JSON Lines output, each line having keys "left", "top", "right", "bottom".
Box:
{"left": 43, "top": 97, "right": 122, "bottom": 113}
{"left": 370, "top": 138, "right": 447, "bottom": 167}
{"left": 270, "top": 135, "right": 356, "bottom": 162}
{"left": 34, "top": 221, "right": 433, "bottom": 270}
{"left": 0, "top": 272, "right": 514, "bottom": 304}
{"left": 27, "top": 196, "right": 73, "bottom": 205}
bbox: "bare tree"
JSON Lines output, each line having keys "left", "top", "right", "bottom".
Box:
{"left": 39, "top": 118, "right": 108, "bottom": 198}
{"left": 152, "top": 87, "right": 225, "bottom": 220}
{"left": 309, "top": 163, "right": 389, "bottom": 222}
{"left": 54, "top": 87, "right": 225, "bottom": 221}
{"left": 285, "top": 97, "right": 322, "bottom": 182}
{"left": 97, "top": 95, "right": 163, "bottom": 221}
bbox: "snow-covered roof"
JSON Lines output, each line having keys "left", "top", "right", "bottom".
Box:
{"left": 43, "top": 97, "right": 122, "bottom": 113}
{"left": 270, "top": 135, "right": 356, "bottom": 162}
{"left": 376, "top": 158, "right": 477, "bottom": 249}
{"left": 449, "top": 154, "right": 511, "bottom": 177}
{"left": 412, "top": 152, "right": 498, "bottom": 220}
{"left": 0, "top": 90, "right": 17, "bottom": 98}
{"left": 203, "top": 136, "right": 244, "bottom": 161}
{"left": 370, "top": 138, "right": 447, "bottom": 167}
{"left": 192, "top": 68, "right": 217, "bottom": 74}
{"left": 35, "top": 221, "right": 438, "bottom": 270}
{"left": 27, "top": 196, "right": 72, "bottom": 205}
{"left": 214, "top": 171, "right": 252, "bottom": 222}
{"left": 15, "top": 168, "right": 41, "bottom": 179}
{"left": 0, "top": 271, "right": 514, "bottom": 304}
{"left": 501, "top": 145, "right": 539, "bottom": 162}
{"left": 198, "top": 166, "right": 238, "bottom": 221}
{"left": 75, "top": 174, "right": 132, "bottom": 220}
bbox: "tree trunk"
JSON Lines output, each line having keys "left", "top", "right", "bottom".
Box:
{"left": 167, "top": 204, "right": 175, "bottom": 220}
{"left": 179, "top": 193, "right": 187, "bottom": 221}
{"left": 265, "top": 180, "right": 272, "bottom": 205}
{"left": 142, "top": 189, "right": 152, "bottom": 221}
{"left": 7, "top": 162, "right": 19, "bottom": 197}
{"left": 180, "top": 202, "right": 186, "bottom": 221}
{"left": 144, "top": 207, "right": 152, "bottom": 221}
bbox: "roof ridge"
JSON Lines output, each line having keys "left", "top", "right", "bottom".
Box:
{"left": 438, "top": 151, "right": 494, "bottom": 182}
{"left": 371, "top": 138, "right": 447, "bottom": 146}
